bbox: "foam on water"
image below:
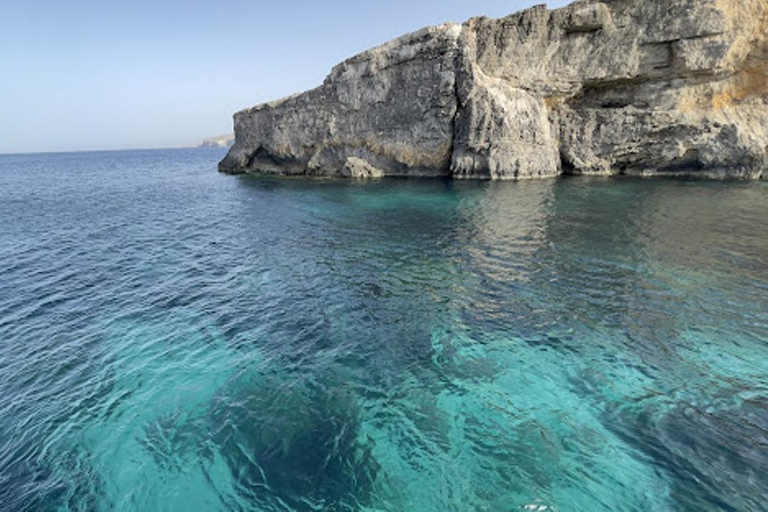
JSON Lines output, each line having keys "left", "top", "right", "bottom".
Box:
{"left": 0, "top": 149, "right": 766, "bottom": 511}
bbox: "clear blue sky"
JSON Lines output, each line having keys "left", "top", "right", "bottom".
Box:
{"left": 0, "top": 1, "right": 569, "bottom": 154}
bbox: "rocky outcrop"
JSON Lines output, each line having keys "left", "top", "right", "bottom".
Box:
{"left": 221, "top": 25, "right": 462, "bottom": 177}
{"left": 220, "top": 0, "right": 768, "bottom": 180}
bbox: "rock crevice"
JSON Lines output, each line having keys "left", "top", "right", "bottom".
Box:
{"left": 220, "top": 0, "right": 768, "bottom": 180}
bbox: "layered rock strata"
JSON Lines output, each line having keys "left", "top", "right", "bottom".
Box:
{"left": 220, "top": 0, "right": 768, "bottom": 180}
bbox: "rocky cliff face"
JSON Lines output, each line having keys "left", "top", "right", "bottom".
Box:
{"left": 220, "top": 0, "right": 768, "bottom": 180}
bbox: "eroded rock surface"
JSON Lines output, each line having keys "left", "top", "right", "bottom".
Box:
{"left": 220, "top": 0, "right": 768, "bottom": 180}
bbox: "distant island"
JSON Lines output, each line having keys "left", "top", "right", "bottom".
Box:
{"left": 199, "top": 134, "right": 235, "bottom": 149}
{"left": 219, "top": 0, "right": 768, "bottom": 180}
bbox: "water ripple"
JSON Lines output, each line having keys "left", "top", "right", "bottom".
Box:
{"left": 0, "top": 150, "right": 767, "bottom": 510}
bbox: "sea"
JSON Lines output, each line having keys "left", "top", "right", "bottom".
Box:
{"left": 0, "top": 148, "right": 766, "bottom": 511}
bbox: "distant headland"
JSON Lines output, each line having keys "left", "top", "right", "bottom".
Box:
{"left": 199, "top": 134, "right": 235, "bottom": 149}
{"left": 220, "top": 0, "right": 768, "bottom": 180}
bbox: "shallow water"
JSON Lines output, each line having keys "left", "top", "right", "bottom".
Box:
{"left": 0, "top": 148, "right": 767, "bottom": 511}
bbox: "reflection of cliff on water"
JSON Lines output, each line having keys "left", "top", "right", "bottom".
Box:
{"left": 222, "top": 176, "right": 768, "bottom": 509}
{"left": 533, "top": 178, "right": 768, "bottom": 511}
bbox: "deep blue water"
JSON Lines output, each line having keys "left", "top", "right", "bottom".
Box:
{"left": 0, "top": 148, "right": 767, "bottom": 511}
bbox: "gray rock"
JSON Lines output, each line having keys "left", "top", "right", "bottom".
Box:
{"left": 220, "top": 24, "right": 462, "bottom": 178}
{"left": 220, "top": 0, "right": 768, "bottom": 180}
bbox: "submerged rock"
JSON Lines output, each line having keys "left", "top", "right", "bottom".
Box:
{"left": 220, "top": 0, "right": 768, "bottom": 180}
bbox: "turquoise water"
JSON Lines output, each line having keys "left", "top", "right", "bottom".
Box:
{"left": 1, "top": 149, "right": 767, "bottom": 511}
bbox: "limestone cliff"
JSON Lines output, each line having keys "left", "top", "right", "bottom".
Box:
{"left": 220, "top": 0, "right": 768, "bottom": 180}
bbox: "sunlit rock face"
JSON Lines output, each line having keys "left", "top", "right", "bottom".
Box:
{"left": 220, "top": 25, "right": 462, "bottom": 178}
{"left": 220, "top": 0, "right": 768, "bottom": 180}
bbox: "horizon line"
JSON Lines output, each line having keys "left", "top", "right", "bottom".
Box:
{"left": 0, "top": 145, "right": 230, "bottom": 158}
